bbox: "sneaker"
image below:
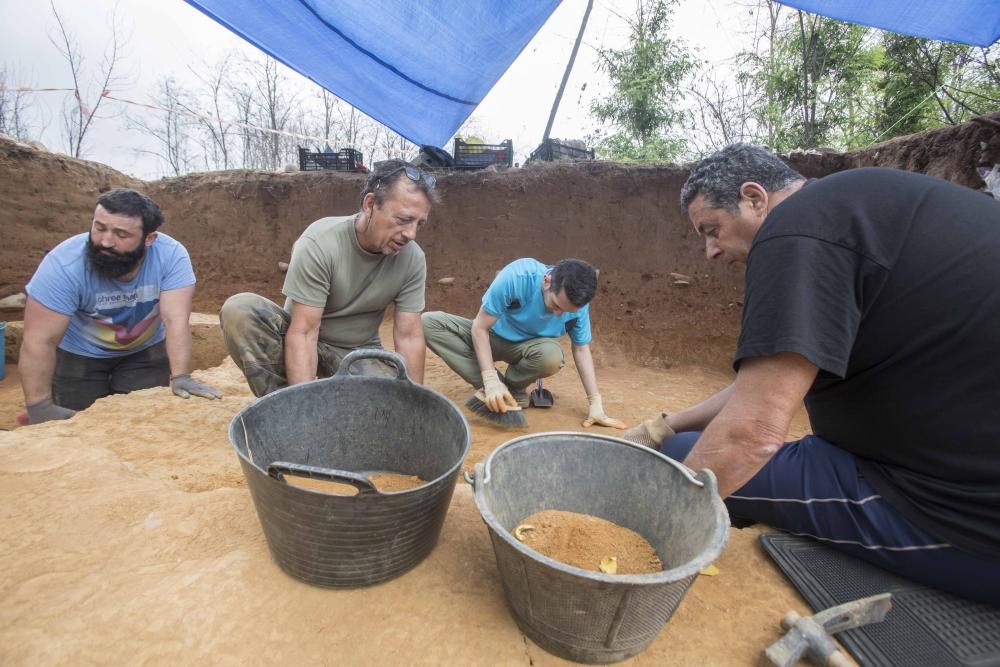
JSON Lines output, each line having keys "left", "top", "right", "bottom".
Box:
{"left": 497, "top": 371, "right": 531, "bottom": 408}
{"left": 508, "top": 385, "right": 530, "bottom": 409}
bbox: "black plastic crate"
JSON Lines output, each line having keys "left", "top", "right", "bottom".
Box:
{"left": 528, "top": 139, "right": 595, "bottom": 163}
{"left": 298, "top": 146, "right": 365, "bottom": 172}
{"left": 452, "top": 139, "right": 513, "bottom": 170}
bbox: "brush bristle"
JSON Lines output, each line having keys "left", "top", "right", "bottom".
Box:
{"left": 465, "top": 394, "right": 528, "bottom": 429}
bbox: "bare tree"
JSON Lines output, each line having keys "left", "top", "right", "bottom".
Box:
{"left": 244, "top": 56, "right": 299, "bottom": 169}
{"left": 122, "top": 49, "right": 424, "bottom": 174}
{"left": 317, "top": 89, "right": 338, "bottom": 146}
{"left": 377, "top": 130, "right": 416, "bottom": 163}
{"left": 340, "top": 105, "right": 361, "bottom": 148}
{"left": 227, "top": 80, "right": 258, "bottom": 168}
{"left": 0, "top": 67, "right": 36, "bottom": 141}
{"left": 184, "top": 53, "right": 237, "bottom": 170}
{"left": 126, "top": 78, "right": 194, "bottom": 176}
{"left": 49, "top": 0, "right": 128, "bottom": 158}
{"left": 685, "top": 64, "right": 761, "bottom": 155}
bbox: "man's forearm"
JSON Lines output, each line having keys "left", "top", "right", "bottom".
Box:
{"left": 19, "top": 339, "right": 58, "bottom": 404}
{"left": 395, "top": 336, "right": 426, "bottom": 384}
{"left": 571, "top": 345, "right": 600, "bottom": 397}
{"left": 667, "top": 383, "right": 735, "bottom": 432}
{"left": 163, "top": 322, "right": 192, "bottom": 378}
{"left": 470, "top": 326, "right": 496, "bottom": 375}
{"left": 684, "top": 409, "right": 785, "bottom": 498}
{"left": 284, "top": 330, "right": 319, "bottom": 385}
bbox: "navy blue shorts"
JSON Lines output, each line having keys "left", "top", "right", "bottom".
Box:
{"left": 661, "top": 431, "right": 1000, "bottom": 607}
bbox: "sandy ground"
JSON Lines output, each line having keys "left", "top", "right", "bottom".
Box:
{"left": 0, "top": 365, "right": 24, "bottom": 431}
{"left": 4, "top": 118, "right": 996, "bottom": 665}
{"left": 0, "top": 319, "right": 817, "bottom": 665}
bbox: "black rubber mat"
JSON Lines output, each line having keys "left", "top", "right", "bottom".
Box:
{"left": 760, "top": 533, "right": 1000, "bottom": 667}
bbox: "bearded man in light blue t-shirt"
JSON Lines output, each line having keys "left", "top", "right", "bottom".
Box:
{"left": 19, "top": 188, "right": 221, "bottom": 425}
{"left": 422, "top": 258, "right": 624, "bottom": 429}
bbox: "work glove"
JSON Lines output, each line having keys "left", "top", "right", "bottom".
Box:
{"left": 582, "top": 393, "right": 626, "bottom": 429}
{"left": 621, "top": 412, "right": 675, "bottom": 449}
{"left": 171, "top": 374, "right": 223, "bottom": 400}
{"left": 25, "top": 398, "right": 76, "bottom": 425}
{"left": 481, "top": 369, "right": 519, "bottom": 413}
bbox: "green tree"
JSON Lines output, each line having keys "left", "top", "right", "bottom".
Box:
{"left": 736, "top": 1, "right": 1000, "bottom": 151}
{"left": 745, "top": 8, "right": 876, "bottom": 151}
{"left": 589, "top": 0, "right": 694, "bottom": 162}
{"left": 864, "top": 36, "right": 1000, "bottom": 145}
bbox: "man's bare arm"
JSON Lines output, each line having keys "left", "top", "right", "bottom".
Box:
{"left": 667, "top": 383, "right": 736, "bottom": 432}
{"left": 470, "top": 306, "right": 499, "bottom": 374}
{"left": 19, "top": 297, "right": 71, "bottom": 404}
{"left": 573, "top": 343, "right": 625, "bottom": 429}
{"left": 684, "top": 353, "right": 817, "bottom": 498}
{"left": 159, "top": 285, "right": 195, "bottom": 378}
{"left": 285, "top": 301, "right": 323, "bottom": 385}
{"left": 393, "top": 309, "right": 426, "bottom": 384}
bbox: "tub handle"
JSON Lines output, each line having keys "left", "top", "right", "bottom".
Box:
{"left": 268, "top": 461, "right": 378, "bottom": 495}
{"left": 334, "top": 348, "right": 410, "bottom": 382}
{"left": 464, "top": 462, "right": 488, "bottom": 489}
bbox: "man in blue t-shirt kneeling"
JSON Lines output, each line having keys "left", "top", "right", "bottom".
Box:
{"left": 19, "top": 188, "right": 221, "bottom": 425}
{"left": 422, "top": 258, "right": 624, "bottom": 429}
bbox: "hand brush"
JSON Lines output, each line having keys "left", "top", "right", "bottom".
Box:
{"left": 465, "top": 389, "right": 528, "bottom": 429}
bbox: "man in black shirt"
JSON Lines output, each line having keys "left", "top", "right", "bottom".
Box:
{"left": 624, "top": 144, "right": 1000, "bottom": 606}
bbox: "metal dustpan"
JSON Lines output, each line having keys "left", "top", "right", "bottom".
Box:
{"left": 529, "top": 378, "right": 554, "bottom": 408}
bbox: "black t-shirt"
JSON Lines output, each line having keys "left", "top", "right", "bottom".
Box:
{"left": 736, "top": 167, "right": 1000, "bottom": 559}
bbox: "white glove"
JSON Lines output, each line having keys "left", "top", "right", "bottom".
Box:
{"left": 582, "top": 393, "right": 626, "bottom": 429}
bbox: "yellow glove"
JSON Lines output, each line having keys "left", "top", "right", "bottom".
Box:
{"left": 481, "top": 369, "right": 519, "bottom": 413}
{"left": 622, "top": 413, "right": 675, "bottom": 448}
{"left": 582, "top": 393, "right": 626, "bottom": 429}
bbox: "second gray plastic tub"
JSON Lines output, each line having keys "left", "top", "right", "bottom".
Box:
{"left": 468, "top": 431, "right": 729, "bottom": 663}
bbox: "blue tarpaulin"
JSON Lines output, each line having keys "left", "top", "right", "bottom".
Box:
{"left": 184, "top": 0, "right": 998, "bottom": 150}
{"left": 183, "top": 0, "right": 560, "bottom": 148}
{"left": 779, "top": 0, "right": 1000, "bottom": 48}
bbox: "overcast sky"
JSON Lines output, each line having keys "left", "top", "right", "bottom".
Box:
{"left": 0, "top": 0, "right": 750, "bottom": 179}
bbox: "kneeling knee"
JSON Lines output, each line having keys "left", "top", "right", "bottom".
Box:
{"left": 420, "top": 311, "right": 443, "bottom": 331}
{"left": 220, "top": 293, "right": 266, "bottom": 327}
{"left": 537, "top": 346, "right": 565, "bottom": 377}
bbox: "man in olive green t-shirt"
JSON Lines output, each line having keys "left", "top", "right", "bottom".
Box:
{"left": 220, "top": 160, "right": 439, "bottom": 396}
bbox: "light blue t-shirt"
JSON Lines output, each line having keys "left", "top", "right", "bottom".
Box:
{"left": 482, "top": 258, "right": 592, "bottom": 345}
{"left": 26, "top": 232, "right": 196, "bottom": 358}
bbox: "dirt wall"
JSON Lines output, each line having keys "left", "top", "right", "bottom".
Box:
{"left": 149, "top": 163, "right": 750, "bottom": 369}
{"left": 1, "top": 112, "right": 996, "bottom": 370}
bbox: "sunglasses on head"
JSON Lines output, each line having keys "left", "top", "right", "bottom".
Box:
{"left": 379, "top": 165, "right": 436, "bottom": 189}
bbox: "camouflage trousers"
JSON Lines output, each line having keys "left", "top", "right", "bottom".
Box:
{"left": 219, "top": 293, "right": 393, "bottom": 398}
{"left": 420, "top": 311, "right": 565, "bottom": 391}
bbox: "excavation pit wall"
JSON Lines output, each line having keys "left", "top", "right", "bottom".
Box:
{"left": 3, "top": 114, "right": 997, "bottom": 373}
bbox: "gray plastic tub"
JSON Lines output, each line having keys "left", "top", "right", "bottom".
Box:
{"left": 229, "top": 349, "right": 470, "bottom": 588}
{"left": 468, "top": 432, "right": 729, "bottom": 664}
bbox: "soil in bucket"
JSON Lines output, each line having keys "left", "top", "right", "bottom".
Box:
{"left": 284, "top": 471, "right": 426, "bottom": 495}
{"left": 514, "top": 510, "right": 663, "bottom": 575}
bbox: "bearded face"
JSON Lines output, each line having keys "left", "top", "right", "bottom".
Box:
{"left": 86, "top": 234, "right": 148, "bottom": 279}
